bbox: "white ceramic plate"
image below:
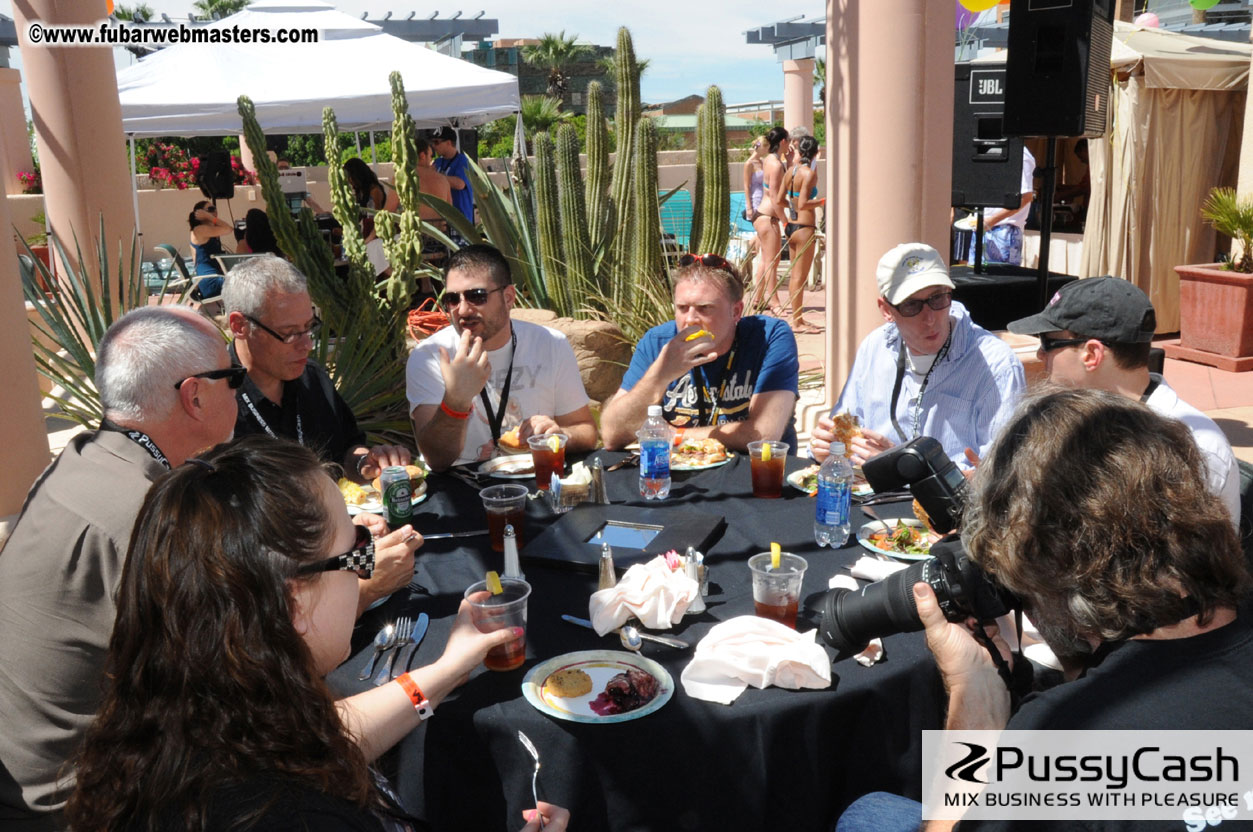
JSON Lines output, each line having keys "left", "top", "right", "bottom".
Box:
{"left": 786, "top": 465, "right": 873, "bottom": 497}
{"left": 521, "top": 650, "right": 674, "bottom": 724}
{"left": 478, "top": 454, "right": 537, "bottom": 479}
{"left": 670, "top": 453, "right": 733, "bottom": 472}
{"left": 856, "top": 518, "right": 937, "bottom": 562}
{"left": 346, "top": 483, "right": 428, "bottom": 516}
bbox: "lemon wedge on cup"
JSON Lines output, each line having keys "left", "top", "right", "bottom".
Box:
{"left": 771, "top": 542, "right": 781, "bottom": 569}
{"left": 547, "top": 434, "right": 562, "bottom": 453}
{"left": 486, "top": 570, "right": 504, "bottom": 595}
{"left": 761, "top": 442, "right": 773, "bottom": 463}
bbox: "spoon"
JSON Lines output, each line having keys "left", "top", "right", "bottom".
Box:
{"left": 358, "top": 623, "right": 396, "bottom": 681}
{"left": 620, "top": 624, "right": 689, "bottom": 650}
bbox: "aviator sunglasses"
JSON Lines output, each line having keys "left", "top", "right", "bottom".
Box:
{"left": 441, "top": 285, "right": 508, "bottom": 307}
{"left": 892, "top": 290, "right": 953, "bottom": 318}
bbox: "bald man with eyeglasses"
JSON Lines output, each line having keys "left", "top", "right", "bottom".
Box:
{"left": 810, "top": 243, "right": 1025, "bottom": 469}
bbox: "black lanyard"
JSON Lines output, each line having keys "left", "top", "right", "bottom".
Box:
{"left": 888, "top": 328, "right": 954, "bottom": 443}
{"left": 100, "top": 419, "right": 172, "bottom": 470}
{"left": 480, "top": 328, "right": 517, "bottom": 447}
{"left": 695, "top": 337, "right": 737, "bottom": 426}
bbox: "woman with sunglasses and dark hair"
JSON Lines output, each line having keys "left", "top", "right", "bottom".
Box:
{"left": 188, "top": 199, "right": 234, "bottom": 297}
{"left": 749, "top": 126, "right": 789, "bottom": 310}
{"left": 781, "top": 135, "right": 825, "bottom": 333}
{"left": 66, "top": 436, "right": 568, "bottom": 832}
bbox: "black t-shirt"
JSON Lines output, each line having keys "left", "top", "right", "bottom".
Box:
{"left": 231, "top": 342, "right": 366, "bottom": 467}
{"left": 958, "top": 614, "right": 1253, "bottom": 832}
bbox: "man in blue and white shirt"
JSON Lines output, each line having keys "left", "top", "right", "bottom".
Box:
{"left": 811, "top": 242, "right": 1025, "bottom": 469}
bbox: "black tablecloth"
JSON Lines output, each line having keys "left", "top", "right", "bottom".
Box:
{"left": 328, "top": 453, "right": 946, "bottom": 832}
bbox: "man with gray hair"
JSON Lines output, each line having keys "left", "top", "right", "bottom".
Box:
{"left": 0, "top": 306, "right": 240, "bottom": 829}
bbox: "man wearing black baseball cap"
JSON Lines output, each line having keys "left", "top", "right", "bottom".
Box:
{"left": 428, "top": 126, "right": 474, "bottom": 224}
{"left": 1009, "top": 276, "right": 1239, "bottom": 522}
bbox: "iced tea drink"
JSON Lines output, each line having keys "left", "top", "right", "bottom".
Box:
{"left": 464, "top": 578, "right": 531, "bottom": 671}
{"left": 747, "top": 440, "right": 788, "bottom": 499}
{"left": 480, "top": 484, "right": 529, "bottom": 552}
{"left": 748, "top": 552, "right": 807, "bottom": 630}
{"left": 527, "top": 433, "right": 568, "bottom": 491}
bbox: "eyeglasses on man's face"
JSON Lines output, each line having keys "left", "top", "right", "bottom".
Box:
{"left": 1038, "top": 335, "right": 1093, "bottom": 353}
{"left": 173, "top": 364, "right": 247, "bottom": 390}
{"left": 442, "top": 286, "right": 507, "bottom": 308}
{"left": 296, "top": 524, "right": 375, "bottom": 580}
{"left": 892, "top": 290, "right": 953, "bottom": 318}
{"left": 246, "top": 314, "right": 322, "bottom": 345}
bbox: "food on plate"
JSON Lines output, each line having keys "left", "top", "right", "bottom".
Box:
{"left": 868, "top": 521, "right": 938, "bottom": 557}
{"left": 372, "top": 464, "right": 425, "bottom": 494}
{"left": 499, "top": 426, "right": 525, "bottom": 451}
{"left": 337, "top": 478, "right": 370, "bottom": 506}
{"left": 672, "top": 437, "right": 728, "bottom": 468}
{"left": 830, "top": 412, "right": 861, "bottom": 454}
{"left": 543, "top": 668, "right": 593, "bottom": 698}
{"left": 796, "top": 464, "right": 820, "bottom": 496}
{"left": 489, "top": 457, "right": 535, "bottom": 476}
{"left": 912, "top": 499, "right": 936, "bottom": 533}
{"left": 685, "top": 329, "right": 714, "bottom": 342}
{"left": 589, "top": 667, "right": 659, "bottom": 716}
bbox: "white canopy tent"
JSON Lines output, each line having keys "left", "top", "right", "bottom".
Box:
{"left": 115, "top": 0, "right": 520, "bottom": 136}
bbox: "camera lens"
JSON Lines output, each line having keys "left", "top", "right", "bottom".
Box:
{"left": 820, "top": 560, "right": 931, "bottom": 655}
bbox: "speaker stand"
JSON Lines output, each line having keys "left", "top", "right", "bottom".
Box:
{"left": 1036, "top": 137, "right": 1059, "bottom": 309}
{"left": 973, "top": 211, "right": 985, "bottom": 274}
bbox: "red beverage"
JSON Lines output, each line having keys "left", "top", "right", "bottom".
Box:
{"left": 487, "top": 507, "right": 526, "bottom": 552}
{"left": 483, "top": 632, "right": 527, "bottom": 671}
{"left": 750, "top": 456, "right": 785, "bottom": 498}
{"left": 531, "top": 446, "right": 566, "bottom": 491}
{"left": 754, "top": 598, "right": 799, "bottom": 629}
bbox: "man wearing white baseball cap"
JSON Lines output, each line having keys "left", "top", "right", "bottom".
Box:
{"left": 811, "top": 242, "right": 1025, "bottom": 468}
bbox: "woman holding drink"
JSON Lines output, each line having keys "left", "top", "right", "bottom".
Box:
{"left": 66, "top": 436, "right": 567, "bottom": 832}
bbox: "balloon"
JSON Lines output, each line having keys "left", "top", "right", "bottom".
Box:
{"left": 959, "top": 0, "right": 1000, "bottom": 11}
{"left": 1190, "top": 0, "right": 1221, "bottom": 9}
{"left": 1134, "top": 11, "right": 1161, "bottom": 27}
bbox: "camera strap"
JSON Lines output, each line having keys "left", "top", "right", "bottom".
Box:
{"left": 971, "top": 609, "right": 1033, "bottom": 709}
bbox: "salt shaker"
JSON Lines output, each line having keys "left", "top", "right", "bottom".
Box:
{"left": 686, "top": 546, "right": 709, "bottom": 597}
{"left": 597, "top": 542, "right": 617, "bottom": 591}
{"left": 591, "top": 458, "right": 608, "bottom": 504}
{"left": 684, "top": 556, "right": 706, "bottom": 614}
{"left": 503, "top": 524, "right": 524, "bottom": 581}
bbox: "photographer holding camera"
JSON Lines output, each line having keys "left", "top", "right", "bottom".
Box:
{"left": 835, "top": 388, "right": 1253, "bottom": 832}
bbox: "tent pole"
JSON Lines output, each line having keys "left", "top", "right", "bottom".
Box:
{"left": 370, "top": 131, "right": 377, "bottom": 169}
{"left": 129, "top": 134, "right": 143, "bottom": 253}
{"left": 355, "top": 131, "right": 362, "bottom": 160}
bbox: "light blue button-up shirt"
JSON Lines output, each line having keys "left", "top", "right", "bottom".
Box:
{"left": 834, "top": 301, "right": 1026, "bottom": 469}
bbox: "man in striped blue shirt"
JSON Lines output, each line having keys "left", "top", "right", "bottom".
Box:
{"left": 811, "top": 243, "right": 1025, "bottom": 469}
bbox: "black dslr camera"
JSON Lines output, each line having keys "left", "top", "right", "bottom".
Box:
{"left": 819, "top": 438, "right": 1018, "bottom": 655}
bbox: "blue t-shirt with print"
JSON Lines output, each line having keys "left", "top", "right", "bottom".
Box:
{"left": 434, "top": 151, "right": 474, "bottom": 222}
{"left": 620, "top": 315, "right": 800, "bottom": 448}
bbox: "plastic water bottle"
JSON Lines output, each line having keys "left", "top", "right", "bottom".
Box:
{"left": 637, "top": 405, "right": 672, "bottom": 500}
{"left": 814, "top": 442, "right": 853, "bottom": 547}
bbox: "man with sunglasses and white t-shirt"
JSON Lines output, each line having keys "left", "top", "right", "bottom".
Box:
{"left": 811, "top": 242, "right": 1025, "bottom": 469}
{"left": 406, "top": 244, "right": 597, "bottom": 470}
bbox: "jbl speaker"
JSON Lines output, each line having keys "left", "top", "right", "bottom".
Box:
{"left": 197, "top": 151, "right": 235, "bottom": 200}
{"left": 952, "top": 63, "right": 1026, "bottom": 209}
{"left": 1003, "top": 0, "right": 1115, "bottom": 138}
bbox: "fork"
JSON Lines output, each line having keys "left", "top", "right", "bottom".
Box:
{"left": 517, "top": 730, "right": 545, "bottom": 827}
{"left": 373, "top": 616, "right": 411, "bottom": 686}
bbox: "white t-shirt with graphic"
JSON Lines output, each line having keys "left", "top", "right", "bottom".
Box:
{"left": 406, "top": 320, "right": 590, "bottom": 466}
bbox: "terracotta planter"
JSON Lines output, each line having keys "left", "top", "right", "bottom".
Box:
{"left": 28, "top": 243, "right": 50, "bottom": 270}
{"left": 1175, "top": 262, "right": 1253, "bottom": 358}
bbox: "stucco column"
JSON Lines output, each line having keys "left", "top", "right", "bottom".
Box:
{"left": 0, "top": 136, "right": 53, "bottom": 523}
{"left": 0, "top": 69, "right": 36, "bottom": 193}
{"left": 782, "top": 58, "right": 815, "bottom": 135}
{"left": 811, "top": 0, "right": 953, "bottom": 430}
{"left": 14, "top": 0, "right": 136, "bottom": 286}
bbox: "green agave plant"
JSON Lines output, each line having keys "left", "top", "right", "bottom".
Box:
{"left": 20, "top": 219, "right": 194, "bottom": 428}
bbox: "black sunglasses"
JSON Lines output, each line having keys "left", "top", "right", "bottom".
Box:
{"left": 892, "top": 290, "right": 953, "bottom": 318}
{"left": 296, "top": 525, "right": 375, "bottom": 580}
{"left": 677, "top": 252, "right": 737, "bottom": 277}
{"left": 174, "top": 364, "right": 247, "bottom": 390}
{"left": 1038, "top": 335, "right": 1094, "bottom": 353}
{"left": 246, "top": 314, "right": 322, "bottom": 345}
{"left": 442, "top": 286, "right": 507, "bottom": 307}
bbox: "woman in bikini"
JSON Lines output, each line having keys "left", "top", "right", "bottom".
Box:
{"left": 782, "top": 135, "right": 824, "bottom": 333}
{"left": 752, "top": 126, "right": 789, "bottom": 310}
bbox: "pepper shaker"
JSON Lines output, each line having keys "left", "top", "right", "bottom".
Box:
{"left": 597, "top": 542, "right": 617, "bottom": 591}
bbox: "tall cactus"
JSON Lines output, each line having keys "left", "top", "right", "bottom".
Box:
{"left": 532, "top": 131, "right": 569, "bottom": 316}
{"left": 694, "top": 85, "right": 730, "bottom": 257}
{"left": 608, "top": 27, "right": 641, "bottom": 297}
{"left": 322, "top": 107, "right": 371, "bottom": 287}
{"left": 629, "top": 117, "right": 664, "bottom": 310}
{"left": 556, "top": 123, "right": 593, "bottom": 313}
{"left": 376, "top": 72, "right": 421, "bottom": 308}
{"left": 584, "top": 81, "right": 610, "bottom": 263}
{"left": 688, "top": 101, "right": 706, "bottom": 252}
{"left": 388, "top": 73, "right": 421, "bottom": 216}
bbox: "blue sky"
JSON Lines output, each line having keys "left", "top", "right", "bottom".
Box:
{"left": 1, "top": 1, "right": 824, "bottom": 108}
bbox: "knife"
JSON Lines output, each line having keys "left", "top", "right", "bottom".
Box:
{"left": 561, "top": 615, "right": 690, "bottom": 649}
{"left": 390, "top": 613, "right": 430, "bottom": 680}
{"left": 421, "top": 530, "right": 488, "bottom": 540}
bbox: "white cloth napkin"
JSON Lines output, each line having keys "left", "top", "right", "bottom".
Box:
{"left": 845, "top": 556, "right": 909, "bottom": 583}
{"left": 588, "top": 555, "right": 698, "bottom": 635}
{"left": 680, "top": 616, "right": 832, "bottom": 704}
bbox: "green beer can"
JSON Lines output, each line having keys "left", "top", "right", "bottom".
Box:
{"left": 380, "top": 466, "right": 412, "bottom": 527}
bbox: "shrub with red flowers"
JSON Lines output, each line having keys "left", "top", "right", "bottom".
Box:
{"left": 144, "top": 142, "right": 195, "bottom": 190}
{"left": 17, "top": 168, "right": 41, "bottom": 194}
{"left": 230, "top": 154, "right": 258, "bottom": 185}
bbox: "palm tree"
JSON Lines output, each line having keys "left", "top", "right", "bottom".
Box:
{"left": 597, "top": 54, "right": 651, "bottom": 85}
{"left": 517, "top": 95, "right": 573, "bottom": 152}
{"left": 192, "top": 0, "right": 250, "bottom": 19}
{"left": 814, "top": 57, "right": 826, "bottom": 108}
{"left": 114, "top": 3, "right": 154, "bottom": 21}
{"left": 522, "top": 31, "right": 592, "bottom": 103}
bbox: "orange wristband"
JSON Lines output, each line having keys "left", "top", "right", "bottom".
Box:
{"left": 440, "top": 400, "right": 471, "bottom": 420}
{"left": 396, "top": 672, "right": 434, "bottom": 720}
